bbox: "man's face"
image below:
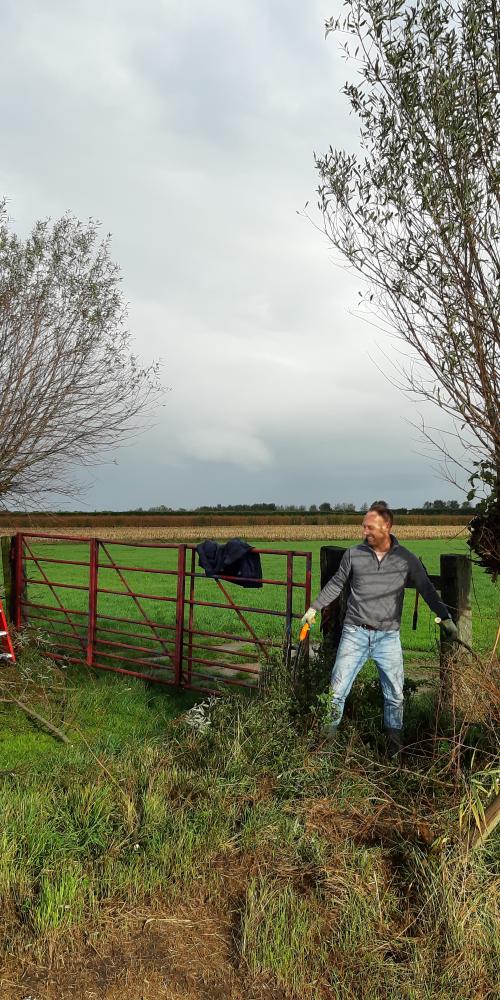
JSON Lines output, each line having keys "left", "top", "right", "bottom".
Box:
{"left": 362, "top": 512, "right": 390, "bottom": 548}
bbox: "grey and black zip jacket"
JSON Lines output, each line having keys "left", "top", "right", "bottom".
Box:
{"left": 311, "top": 535, "right": 450, "bottom": 632}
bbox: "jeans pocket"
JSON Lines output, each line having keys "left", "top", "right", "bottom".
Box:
{"left": 341, "top": 625, "right": 364, "bottom": 648}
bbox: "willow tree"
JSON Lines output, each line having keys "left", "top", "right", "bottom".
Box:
{"left": 316, "top": 0, "right": 500, "bottom": 576}
{"left": 0, "top": 206, "right": 161, "bottom": 507}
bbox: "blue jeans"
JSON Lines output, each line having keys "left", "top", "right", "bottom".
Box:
{"left": 329, "top": 624, "right": 404, "bottom": 730}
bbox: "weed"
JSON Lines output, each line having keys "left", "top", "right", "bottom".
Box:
{"left": 242, "top": 876, "right": 325, "bottom": 994}
{"left": 28, "top": 863, "right": 91, "bottom": 935}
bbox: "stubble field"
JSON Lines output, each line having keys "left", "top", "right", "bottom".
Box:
{"left": 0, "top": 522, "right": 471, "bottom": 541}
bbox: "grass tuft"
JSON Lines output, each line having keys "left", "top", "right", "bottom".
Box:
{"left": 242, "top": 876, "right": 325, "bottom": 993}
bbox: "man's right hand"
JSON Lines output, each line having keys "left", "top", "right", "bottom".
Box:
{"left": 300, "top": 608, "right": 317, "bottom": 627}
{"left": 440, "top": 618, "right": 458, "bottom": 641}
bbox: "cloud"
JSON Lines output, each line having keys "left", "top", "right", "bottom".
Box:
{"left": 183, "top": 427, "right": 273, "bottom": 470}
{"left": 0, "top": 0, "right": 465, "bottom": 509}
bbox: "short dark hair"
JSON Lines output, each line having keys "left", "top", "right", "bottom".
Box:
{"left": 368, "top": 500, "right": 394, "bottom": 527}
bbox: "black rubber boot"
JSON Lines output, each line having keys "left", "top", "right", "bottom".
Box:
{"left": 385, "top": 727, "right": 403, "bottom": 760}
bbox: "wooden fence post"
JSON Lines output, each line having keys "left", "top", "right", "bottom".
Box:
{"left": 319, "top": 546, "right": 348, "bottom": 657}
{"left": 439, "top": 554, "right": 472, "bottom": 710}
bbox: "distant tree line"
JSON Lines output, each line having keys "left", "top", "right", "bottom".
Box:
{"left": 131, "top": 499, "right": 476, "bottom": 515}
{"left": 0, "top": 499, "right": 475, "bottom": 517}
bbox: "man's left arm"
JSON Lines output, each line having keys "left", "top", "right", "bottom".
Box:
{"left": 407, "top": 553, "right": 455, "bottom": 628}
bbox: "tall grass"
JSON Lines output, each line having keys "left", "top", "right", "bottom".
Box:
{"left": 0, "top": 644, "right": 498, "bottom": 998}
{"left": 242, "top": 877, "right": 326, "bottom": 993}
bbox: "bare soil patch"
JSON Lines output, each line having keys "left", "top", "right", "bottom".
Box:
{"left": 0, "top": 899, "right": 277, "bottom": 1000}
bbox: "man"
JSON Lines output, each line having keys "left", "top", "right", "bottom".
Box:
{"left": 301, "top": 501, "right": 458, "bottom": 756}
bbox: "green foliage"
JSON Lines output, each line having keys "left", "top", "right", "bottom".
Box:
{"left": 242, "top": 877, "right": 325, "bottom": 992}
{"left": 318, "top": 1, "right": 500, "bottom": 541}
{"left": 28, "top": 864, "right": 91, "bottom": 935}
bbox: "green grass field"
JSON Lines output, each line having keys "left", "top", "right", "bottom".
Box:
{"left": 15, "top": 537, "right": 500, "bottom": 679}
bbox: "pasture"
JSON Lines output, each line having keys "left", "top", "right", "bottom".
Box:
{"left": 16, "top": 535, "right": 500, "bottom": 662}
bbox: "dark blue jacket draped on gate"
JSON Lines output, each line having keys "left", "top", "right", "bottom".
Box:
{"left": 196, "top": 539, "right": 263, "bottom": 588}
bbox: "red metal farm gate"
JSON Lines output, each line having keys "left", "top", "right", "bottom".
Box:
{"left": 9, "top": 533, "right": 312, "bottom": 693}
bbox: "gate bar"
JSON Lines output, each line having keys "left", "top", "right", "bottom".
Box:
{"left": 185, "top": 570, "right": 305, "bottom": 588}
{"left": 186, "top": 547, "right": 197, "bottom": 688}
{"left": 87, "top": 538, "right": 98, "bottom": 666}
{"left": 186, "top": 627, "right": 274, "bottom": 644}
{"left": 99, "top": 540, "right": 175, "bottom": 662}
{"left": 188, "top": 655, "right": 260, "bottom": 674}
{"left": 185, "top": 597, "right": 293, "bottom": 616}
{"left": 23, "top": 556, "right": 90, "bottom": 568}
{"left": 21, "top": 536, "right": 87, "bottom": 654}
{"left": 95, "top": 623, "right": 174, "bottom": 643}
{"left": 215, "top": 578, "right": 271, "bottom": 661}
{"left": 22, "top": 601, "right": 88, "bottom": 617}
{"left": 24, "top": 577, "right": 89, "bottom": 592}
{"left": 174, "top": 545, "right": 186, "bottom": 685}
{"left": 95, "top": 611, "right": 174, "bottom": 631}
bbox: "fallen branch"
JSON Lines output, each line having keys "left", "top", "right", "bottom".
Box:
{"left": 0, "top": 685, "right": 70, "bottom": 744}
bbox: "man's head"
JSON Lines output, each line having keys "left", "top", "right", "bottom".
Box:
{"left": 362, "top": 500, "right": 393, "bottom": 549}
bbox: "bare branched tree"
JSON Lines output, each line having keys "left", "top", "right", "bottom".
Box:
{"left": 0, "top": 205, "right": 162, "bottom": 507}
{"left": 315, "top": 0, "right": 500, "bottom": 575}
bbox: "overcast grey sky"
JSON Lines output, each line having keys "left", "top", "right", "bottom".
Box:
{"left": 0, "top": 0, "right": 460, "bottom": 510}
